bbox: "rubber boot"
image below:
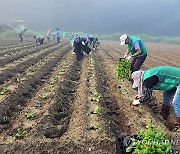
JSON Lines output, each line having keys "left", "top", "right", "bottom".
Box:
{"left": 160, "top": 104, "right": 170, "bottom": 120}
{"left": 176, "top": 116, "right": 180, "bottom": 127}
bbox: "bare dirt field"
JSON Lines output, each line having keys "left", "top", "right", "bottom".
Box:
{"left": 0, "top": 40, "right": 179, "bottom": 154}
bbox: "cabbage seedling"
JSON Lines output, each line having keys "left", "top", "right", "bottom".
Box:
{"left": 34, "top": 102, "right": 41, "bottom": 108}
{"left": 93, "top": 123, "right": 102, "bottom": 131}
{"left": 38, "top": 93, "right": 50, "bottom": 99}
{"left": 12, "top": 128, "right": 28, "bottom": 140}
{"left": 45, "top": 87, "right": 54, "bottom": 92}
{"left": 94, "top": 105, "right": 101, "bottom": 115}
{"left": 26, "top": 72, "right": 33, "bottom": 76}
{"left": 139, "top": 105, "right": 143, "bottom": 113}
{"left": 82, "top": 78, "right": 87, "bottom": 82}
{"left": 0, "top": 87, "right": 8, "bottom": 95}
{"left": 93, "top": 92, "right": 101, "bottom": 102}
{"left": 50, "top": 78, "right": 56, "bottom": 85}
{"left": 24, "top": 112, "right": 35, "bottom": 119}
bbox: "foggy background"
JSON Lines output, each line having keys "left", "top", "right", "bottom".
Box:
{"left": 0, "top": 0, "right": 180, "bottom": 36}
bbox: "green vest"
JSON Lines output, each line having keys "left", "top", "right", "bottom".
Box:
{"left": 143, "top": 66, "right": 180, "bottom": 91}
{"left": 128, "top": 36, "right": 147, "bottom": 57}
{"left": 36, "top": 36, "right": 44, "bottom": 40}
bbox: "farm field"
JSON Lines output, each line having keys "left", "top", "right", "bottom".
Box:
{"left": 0, "top": 40, "right": 179, "bottom": 153}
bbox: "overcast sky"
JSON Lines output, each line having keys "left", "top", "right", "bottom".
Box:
{"left": 0, "top": 0, "right": 180, "bottom": 36}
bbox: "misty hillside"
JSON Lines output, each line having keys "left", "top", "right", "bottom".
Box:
{"left": 0, "top": 24, "right": 12, "bottom": 33}
{"left": 0, "top": 0, "right": 180, "bottom": 36}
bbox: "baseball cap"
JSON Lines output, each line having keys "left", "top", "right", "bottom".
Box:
{"left": 120, "top": 34, "right": 128, "bottom": 45}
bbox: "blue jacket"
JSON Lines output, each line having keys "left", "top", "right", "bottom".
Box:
{"left": 74, "top": 36, "right": 88, "bottom": 45}
{"left": 79, "top": 36, "right": 88, "bottom": 45}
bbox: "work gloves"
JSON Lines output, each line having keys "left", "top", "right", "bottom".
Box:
{"left": 126, "top": 56, "right": 131, "bottom": 60}
{"left": 123, "top": 54, "right": 127, "bottom": 58}
{"left": 123, "top": 54, "right": 131, "bottom": 60}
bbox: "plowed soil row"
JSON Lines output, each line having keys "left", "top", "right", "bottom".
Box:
{"left": 0, "top": 42, "right": 34, "bottom": 51}
{"left": 0, "top": 42, "right": 69, "bottom": 84}
{"left": 0, "top": 54, "right": 117, "bottom": 153}
{"left": 0, "top": 43, "right": 71, "bottom": 105}
{"left": 1, "top": 50, "right": 75, "bottom": 143}
{"left": 0, "top": 52, "right": 84, "bottom": 154}
{"left": 0, "top": 40, "right": 33, "bottom": 48}
{"left": 0, "top": 40, "right": 179, "bottom": 153}
{"left": 0, "top": 42, "right": 57, "bottom": 67}
{"left": 0, "top": 44, "right": 71, "bottom": 128}
{"left": 0, "top": 42, "right": 64, "bottom": 74}
{"left": 0, "top": 41, "right": 55, "bottom": 58}
{"left": 0, "top": 42, "right": 37, "bottom": 56}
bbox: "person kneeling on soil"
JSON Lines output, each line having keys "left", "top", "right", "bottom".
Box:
{"left": 34, "top": 35, "right": 44, "bottom": 46}
{"left": 131, "top": 66, "right": 180, "bottom": 127}
{"left": 120, "top": 34, "right": 147, "bottom": 73}
{"left": 73, "top": 36, "right": 93, "bottom": 61}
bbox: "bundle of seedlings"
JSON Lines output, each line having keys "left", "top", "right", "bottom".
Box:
{"left": 115, "top": 58, "right": 131, "bottom": 80}
{"left": 116, "top": 122, "right": 173, "bottom": 154}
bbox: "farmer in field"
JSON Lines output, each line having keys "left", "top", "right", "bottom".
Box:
{"left": 19, "top": 28, "right": 27, "bottom": 42}
{"left": 131, "top": 66, "right": 180, "bottom": 127}
{"left": 68, "top": 33, "right": 73, "bottom": 41}
{"left": 34, "top": 35, "right": 44, "bottom": 46}
{"left": 73, "top": 35, "right": 93, "bottom": 61}
{"left": 68, "top": 34, "right": 74, "bottom": 47}
{"left": 120, "top": 34, "right": 147, "bottom": 73}
{"left": 47, "top": 29, "right": 52, "bottom": 42}
{"left": 52, "top": 32, "right": 56, "bottom": 41}
{"left": 92, "top": 36, "right": 100, "bottom": 50}
{"left": 56, "top": 28, "right": 61, "bottom": 43}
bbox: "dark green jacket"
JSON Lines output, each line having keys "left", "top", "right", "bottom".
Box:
{"left": 143, "top": 66, "right": 180, "bottom": 91}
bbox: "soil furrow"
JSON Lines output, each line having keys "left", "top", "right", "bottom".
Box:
{"left": 0, "top": 44, "right": 71, "bottom": 103}
{"left": 0, "top": 41, "right": 34, "bottom": 50}
{"left": 1, "top": 50, "right": 75, "bottom": 143}
{"left": 37, "top": 59, "right": 82, "bottom": 138}
{"left": 0, "top": 42, "right": 38, "bottom": 56}
{"left": 0, "top": 42, "right": 69, "bottom": 84}
{"left": 92, "top": 51, "right": 130, "bottom": 135}
{"left": 0, "top": 45, "right": 71, "bottom": 128}
{"left": 0, "top": 41, "right": 55, "bottom": 57}
{"left": 0, "top": 43, "right": 55, "bottom": 67}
